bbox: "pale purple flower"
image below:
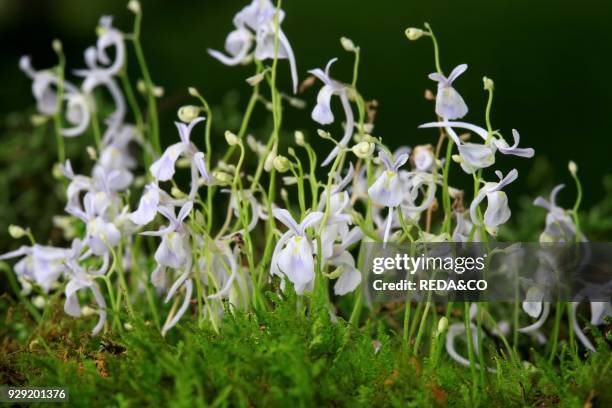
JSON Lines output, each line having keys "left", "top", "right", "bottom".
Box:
{"left": 309, "top": 58, "right": 354, "bottom": 166}
{"left": 208, "top": 0, "right": 298, "bottom": 93}
{"left": 328, "top": 227, "right": 364, "bottom": 295}
{"left": 368, "top": 150, "right": 409, "bottom": 208}
{"left": 534, "top": 184, "right": 586, "bottom": 242}
{"left": 150, "top": 118, "right": 211, "bottom": 197}
{"left": 469, "top": 169, "right": 518, "bottom": 232}
{"left": 68, "top": 192, "right": 121, "bottom": 256}
{"left": 0, "top": 245, "right": 68, "bottom": 293}
{"left": 271, "top": 209, "right": 324, "bottom": 294}
{"left": 419, "top": 121, "right": 534, "bottom": 174}
{"left": 19, "top": 55, "right": 78, "bottom": 116}
{"left": 428, "top": 64, "right": 469, "bottom": 120}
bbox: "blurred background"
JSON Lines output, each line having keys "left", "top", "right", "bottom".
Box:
{"left": 1, "top": 0, "right": 611, "bottom": 253}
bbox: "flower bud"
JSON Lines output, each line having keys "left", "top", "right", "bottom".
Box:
{"left": 294, "top": 130, "right": 305, "bottom": 146}
{"left": 188, "top": 87, "right": 201, "bottom": 98}
{"left": 436, "top": 316, "right": 449, "bottom": 336}
{"left": 8, "top": 225, "right": 26, "bottom": 239}
{"left": 86, "top": 146, "right": 98, "bottom": 161}
{"left": 273, "top": 155, "right": 291, "bottom": 173}
{"left": 405, "top": 28, "right": 424, "bottom": 41}
{"left": 52, "top": 39, "right": 63, "bottom": 53}
{"left": 212, "top": 170, "right": 233, "bottom": 185}
{"left": 53, "top": 163, "right": 64, "bottom": 179}
{"left": 81, "top": 306, "right": 96, "bottom": 317}
{"left": 127, "top": 0, "right": 141, "bottom": 14}
{"left": 340, "top": 36, "right": 356, "bottom": 52}
{"left": 287, "top": 147, "right": 296, "bottom": 157}
{"left": 137, "top": 79, "right": 146, "bottom": 94}
{"left": 352, "top": 141, "right": 375, "bottom": 159}
{"left": 171, "top": 186, "right": 187, "bottom": 198}
{"left": 30, "top": 114, "right": 49, "bottom": 126}
{"left": 246, "top": 72, "right": 266, "bottom": 86}
{"left": 225, "top": 130, "right": 240, "bottom": 146}
{"left": 124, "top": 322, "right": 134, "bottom": 331}
{"left": 483, "top": 76, "right": 494, "bottom": 91}
{"left": 264, "top": 150, "right": 277, "bottom": 172}
{"left": 32, "top": 296, "right": 46, "bottom": 309}
{"left": 153, "top": 86, "right": 164, "bottom": 98}
{"left": 178, "top": 105, "right": 200, "bottom": 123}
{"left": 280, "top": 188, "right": 288, "bottom": 202}
{"left": 568, "top": 160, "right": 578, "bottom": 176}
{"left": 317, "top": 129, "right": 331, "bottom": 139}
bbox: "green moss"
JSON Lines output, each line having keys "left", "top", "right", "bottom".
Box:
{"left": 1, "top": 296, "right": 610, "bottom": 407}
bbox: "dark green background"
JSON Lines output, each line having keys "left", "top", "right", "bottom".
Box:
{"left": 1, "top": 0, "right": 611, "bottom": 206}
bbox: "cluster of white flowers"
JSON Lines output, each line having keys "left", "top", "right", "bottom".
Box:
{"left": 2, "top": 0, "right": 609, "bottom": 368}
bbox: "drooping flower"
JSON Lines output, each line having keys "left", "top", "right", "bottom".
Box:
{"left": 208, "top": 0, "right": 298, "bottom": 93}
{"left": 428, "top": 64, "right": 469, "bottom": 120}
{"left": 309, "top": 58, "right": 354, "bottom": 166}
{"left": 271, "top": 209, "right": 323, "bottom": 294}
{"left": 19, "top": 56, "right": 79, "bottom": 116}
{"left": 469, "top": 169, "right": 518, "bottom": 234}
{"left": 327, "top": 227, "right": 364, "bottom": 295}
{"left": 534, "top": 184, "right": 586, "bottom": 242}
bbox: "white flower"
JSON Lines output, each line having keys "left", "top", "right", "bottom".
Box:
{"left": 271, "top": 209, "right": 324, "bottom": 294}
{"left": 208, "top": 0, "right": 298, "bottom": 93}
{"left": 534, "top": 184, "right": 585, "bottom": 242}
{"left": 368, "top": 150, "right": 409, "bottom": 208}
{"left": 412, "top": 145, "right": 434, "bottom": 172}
{"left": 309, "top": 58, "right": 354, "bottom": 166}
{"left": 419, "top": 121, "right": 534, "bottom": 174}
{"left": 19, "top": 55, "right": 79, "bottom": 116}
{"left": 469, "top": 169, "right": 518, "bottom": 232}
{"left": 150, "top": 117, "right": 211, "bottom": 197}
{"left": 328, "top": 227, "right": 363, "bottom": 295}
{"left": 0, "top": 245, "right": 69, "bottom": 293}
{"left": 428, "top": 64, "right": 469, "bottom": 120}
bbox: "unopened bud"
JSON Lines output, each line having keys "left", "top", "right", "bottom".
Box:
{"left": 124, "top": 322, "right": 134, "bottom": 331}
{"left": 188, "top": 87, "right": 201, "bottom": 97}
{"left": 32, "top": 296, "right": 46, "bottom": 309}
{"left": 30, "top": 114, "right": 49, "bottom": 126}
{"left": 424, "top": 89, "right": 436, "bottom": 101}
{"left": 137, "top": 79, "right": 146, "bottom": 94}
{"left": 352, "top": 141, "right": 375, "bottom": 159}
{"left": 52, "top": 163, "right": 63, "bottom": 179}
{"left": 246, "top": 72, "right": 266, "bottom": 86}
{"left": 405, "top": 28, "right": 424, "bottom": 41}
{"left": 294, "top": 130, "right": 305, "bottom": 146}
{"left": 280, "top": 188, "right": 288, "bottom": 202}
{"left": 86, "top": 146, "right": 98, "bottom": 160}
{"left": 171, "top": 186, "right": 187, "bottom": 199}
{"left": 153, "top": 86, "right": 164, "bottom": 98}
{"left": 178, "top": 105, "right": 200, "bottom": 123}
{"left": 52, "top": 39, "right": 63, "bottom": 53}
{"left": 264, "top": 150, "right": 277, "bottom": 172}
{"left": 483, "top": 76, "right": 494, "bottom": 91}
{"left": 451, "top": 154, "right": 462, "bottom": 163}
{"left": 8, "top": 225, "right": 26, "bottom": 239}
{"left": 212, "top": 170, "right": 233, "bottom": 185}
{"left": 225, "top": 130, "right": 240, "bottom": 146}
{"left": 127, "top": 0, "right": 141, "bottom": 14}
{"left": 436, "top": 316, "right": 448, "bottom": 336}
{"left": 568, "top": 160, "right": 578, "bottom": 176}
{"left": 81, "top": 306, "right": 96, "bottom": 317}
{"left": 273, "top": 155, "right": 291, "bottom": 173}
{"left": 317, "top": 129, "right": 331, "bottom": 139}
{"left": 340, "top": 36, "right": 356, "bottom": 52}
